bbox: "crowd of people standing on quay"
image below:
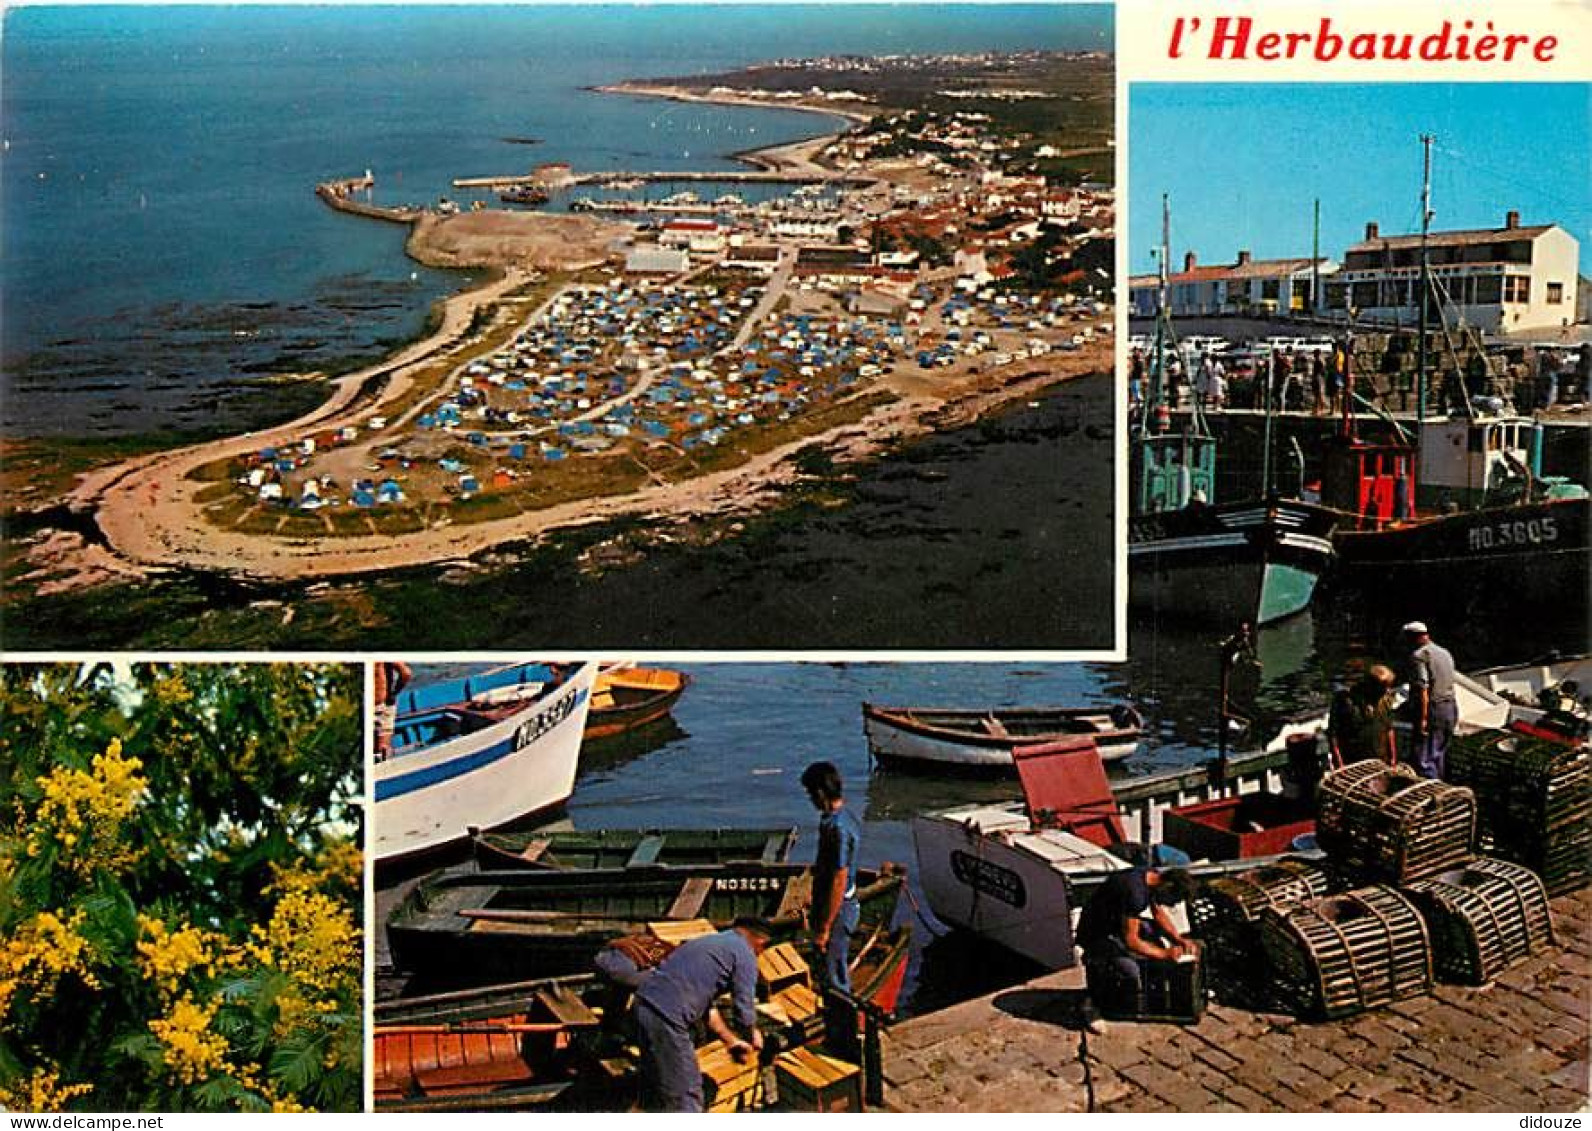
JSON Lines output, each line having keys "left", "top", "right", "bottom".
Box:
{"left": 1130, "top": 341, "right": 1589, "bottom": 420}
{"left": 1130, "top": 344, "right": 1346, "bottom": 417}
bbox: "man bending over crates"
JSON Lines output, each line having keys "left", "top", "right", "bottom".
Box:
{"left": 1077, "top": 866, "right": 1199, "bottom": 1021}
{"left": 632, "top": 916, "right": 772, "bottom": 1111}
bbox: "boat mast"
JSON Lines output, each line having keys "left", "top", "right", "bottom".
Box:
{"left": 1416, "top": 133, "right": 1434, "bottom": 424}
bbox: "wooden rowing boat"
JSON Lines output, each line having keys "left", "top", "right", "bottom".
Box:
{"left": 470, "top": 826, "right": 799, "bottom": 872}
{"left": 863, "top": 702, "right": 1142, "bottom": 772}
{"left": 374, "top": 924, "right": 911, "bottom": 1111}
{"left": 386, "top": 861, "right": 905, "bottom": 986}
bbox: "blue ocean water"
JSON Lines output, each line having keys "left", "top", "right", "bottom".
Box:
{"left": 2, "top": 4, "right": 1111, "bottom": 436}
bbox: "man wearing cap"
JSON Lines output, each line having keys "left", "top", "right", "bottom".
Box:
{"left": 631, "top": 917, "right": 771, "bottom": 1111}
{"left": 1403, "top": 621, "right": 1457, "bottom": 779}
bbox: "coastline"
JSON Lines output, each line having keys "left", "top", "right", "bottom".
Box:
{"left": 17, "top": 69, "right": 1104, "bottom": 592}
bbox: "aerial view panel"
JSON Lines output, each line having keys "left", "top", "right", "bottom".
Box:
{"left": 2, "top": 5, "right": 1116, "bottom": 651}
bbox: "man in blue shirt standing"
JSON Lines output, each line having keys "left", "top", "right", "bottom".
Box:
{"left": 632, "top": 917, "right": 771, "bottom": 1112}
{"left": 801, "top": 761, "right": 862, "bottom": 995}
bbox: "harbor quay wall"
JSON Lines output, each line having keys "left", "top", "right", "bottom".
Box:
{"left": 882, "top": 886, "right": 1589, "bottom": 1112}
{"left": 315, "top": 177, "right": 424, "bottom": 225}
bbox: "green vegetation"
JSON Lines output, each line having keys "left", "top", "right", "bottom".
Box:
{"left": 0, "top": 664, "right": 361, "bottom": 1112}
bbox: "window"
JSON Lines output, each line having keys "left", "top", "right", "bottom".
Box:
{"left": 1503, "top": 276, "right": 1530, "bottom": 304}
{"left": 1547, "top": 282, "right": 1565, "bottom": 304}
{"left": 1475, "top": 275, "right": 1502, "bottom": 303}
{"left": 1261, "top": 279, "right": 1280, "bottom": 300}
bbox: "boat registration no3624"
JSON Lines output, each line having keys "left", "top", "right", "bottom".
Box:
{"left": 511, "top": 685, "right": 588, "bottom": 751}
{"left": 1467, "top": 515, "right": 1558, "bottom": 553}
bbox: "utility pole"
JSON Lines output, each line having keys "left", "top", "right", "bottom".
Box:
{"left": 1417, "top": 134, "right": 1434, "bottom": 423}
{"left": 1312, "top": 198, "right": 1321, "bottom": 317}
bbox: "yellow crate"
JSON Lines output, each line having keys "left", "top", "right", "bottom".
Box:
{"left": 647, "top": 918, "right": 716, "bottom": 945}
{"left": 758, "top": 942, "right": 813, "bottom": 995}
{"left": 699, "top": 1040, "right": 763, "bottom": 1113}
{"left": 774, "top": 1047, "right": 864, "bottom": 1113}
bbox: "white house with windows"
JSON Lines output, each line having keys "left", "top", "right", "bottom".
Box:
{"left": 1325, "top": 213, "right": 1579, "bottom": 335}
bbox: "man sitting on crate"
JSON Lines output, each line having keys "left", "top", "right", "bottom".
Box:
{"left": 1077, "top": 866, "right": 1198, "bottom": 1021}
{"left": 632, "top": 916, "right": 771, "bottom": 1112}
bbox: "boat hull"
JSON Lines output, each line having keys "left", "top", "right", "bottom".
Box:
{"left": 585, "top": 667, "right": 688, "bottom": 743}
{"left": 375, "top": 665, "right": 597, "bottom": 864}
{"left": 913, "top": 810, "right": 1120, "bottom": 969}
{"left": 471, "top": 826, "right": 799, "bottom": 872}
{"left": 1327, "top": 497, "right": 1590, "bottom": 630}
{"left": 1130, "top": 500, "right": 1337, "bottom": 626}
{"left": 862, "top": 704, "right": 1140, "bottom": 773}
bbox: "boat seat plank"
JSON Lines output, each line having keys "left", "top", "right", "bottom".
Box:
{"left": 773, "top": 873, "right": 814, "bottom": 921}
{"left": 982, "top": 715, "right": 1011, "bottom": 738}
{"left": 665, "top": 876, "right": 714, "bottom": 920}
{"left": 518, "top": 838, "right": 551, "bottom": 863}
{"left": 534, "top": 985, "right": 600, "bottom": 1028}
{"left": 626, "top": 835, "right": 666, "bottom": 868}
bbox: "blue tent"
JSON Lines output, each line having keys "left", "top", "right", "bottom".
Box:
{"left": 352, "top": 489, "right": 376, "bottom": 508}
{"left": 508, "top": 443, "right": 527, "bottom": 460}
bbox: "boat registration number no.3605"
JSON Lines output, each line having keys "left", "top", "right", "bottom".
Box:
{"left": 712, "top": 876, "right": 785, "bottom": 893}
{"left": 511, "top": 685, "right": 588, "bottom": 751}
{"left": 1467, "top": 515, "right": 1558, "bottom": 553}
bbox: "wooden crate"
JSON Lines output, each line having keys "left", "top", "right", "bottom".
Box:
{"left": 1317, "top": 762, "right": 1476, "bottom": 884}
{"left": 1258, "top": 885, "right": 1433, "bottom": 1019}
{"left": 773, "top": 1047, "right": 864, "bottom": 1113}
{"left": 1187, "top": 858, "right": 1337, "bottom": 1007}
{"left": 1403, "top": 856, "right": 1555, "bottom": 985}
{"left": 698, "top": 1040, "right": 763, "bottom": 1113}
{"left": 1448, "top": 732, "right": 1590, "bottom": 896}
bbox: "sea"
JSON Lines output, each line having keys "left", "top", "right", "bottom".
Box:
{"left": 1, "top": 3, "right": 1112, "bottom": 438}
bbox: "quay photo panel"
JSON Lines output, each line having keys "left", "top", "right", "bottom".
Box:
{"left": 0, "top": 660, "right": 364, "bottom": 1113}
{"left": 1, "top": 3, "right": 1122, "bottom": 656}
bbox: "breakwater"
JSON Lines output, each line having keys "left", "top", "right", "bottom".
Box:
{"left": 315, "top": 174, "right": 424, "bottom": 224}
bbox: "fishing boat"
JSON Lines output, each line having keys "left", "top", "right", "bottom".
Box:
{"left": 386, "top": 860, "right": 906, "bottom": 985}
{"left": 861, "top": 702, "right": 1143, "bottom": 772}
{"left": 500, "top": 185, "right": 551, "bottom": 206}
{"left": 1129, "top": 195, "right": 1336, "bottom": 627}
{"left": 374, "top": 663, "right": 597, "bottom": 864}
{"left": 1466, "top": 654, "right": 1591, "bottom": 743}
{"left": 470, "top": 826, "right": 800, "bottom": 872}
{"left": 1312, "top": 138, "right": 1589, "bottom": 628}
{"left": 585, "top": 665, "right": 689, "bottom": 743}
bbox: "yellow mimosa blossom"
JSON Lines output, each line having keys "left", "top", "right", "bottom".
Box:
{"left": 247, "top": 889, "right": 359, "bottom": 999}
{"left": 148, "top": 994, "right": 229, "bottom": 1085}
{"left": 28, "top": 739, "right": 147, "bottom": 875}
{"left": 0, "top": 909, "right": 99, "bottom": 1017}
{"left": 135, "top": 916, "right": 223, "bottom": 998}
{"left": 0, "top": 1067, "right": 94, "bottom": 1112}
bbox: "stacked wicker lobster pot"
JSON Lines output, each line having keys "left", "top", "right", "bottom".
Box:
{"left": 1316, "top": 762, "right": 1476, "bottom": 885}
{"left": 1403, "top": 857, "right": 1556, "bottom": 985}
{"left": 1187, "top": 858, "right": 1336, "bottom": 1007}
{"left": 1256, "top": 885, "right": 1433, "bottom": 1019}
{"left": 1447, "top": 731, "right": 1590, "bottom": 896}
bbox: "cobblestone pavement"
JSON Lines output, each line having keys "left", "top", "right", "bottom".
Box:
{"left": 884, "top": 889, "right": 1590, "bottom": 1112}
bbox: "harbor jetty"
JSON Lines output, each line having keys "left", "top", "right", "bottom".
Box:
{"left": 315, "top": 173, "right": 424, "bottom": 224}
{"left": 883, "top": 887, "right": 1589, "bottom": 1112}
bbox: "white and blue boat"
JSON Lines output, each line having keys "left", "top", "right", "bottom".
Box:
{"left": 374, "top": 662, "right": 597, "bottom": 863}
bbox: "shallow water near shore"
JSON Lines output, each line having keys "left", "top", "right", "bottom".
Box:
{"left": 2, "top": 4, "right": 1108, "bottom": 436}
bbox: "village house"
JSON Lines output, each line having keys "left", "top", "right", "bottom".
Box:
{"left": 1128, "top": 250, "right": 1337, "bottom": 318}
